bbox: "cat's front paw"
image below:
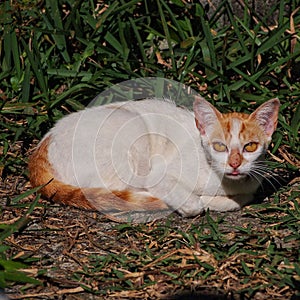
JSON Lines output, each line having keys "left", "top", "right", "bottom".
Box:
{"left": 176, "top": 198, "right": 204, "bottom": 217}
{"left": 201, "top": 194, "right": 253, "bottom": 211}
{"left": 177, "top": 206, "right": 205, "bottom": 217}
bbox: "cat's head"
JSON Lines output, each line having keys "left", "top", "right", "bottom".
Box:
{"left": 193, "top": 96, "right": 280, "bottom": 181}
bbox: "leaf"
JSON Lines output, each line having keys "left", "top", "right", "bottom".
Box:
{"left": 0, "top": 259, "right": 26, "bottom": 271}
{"left": 2, "top": 270, "right": 41, "bottom": 286}
{"left": 104, "top": 32, "right": 123, "bottom": 55}
{"left": 45, "top": 0, "right": 70, "bottom": 63}
{"left": 291, "top": 102, "right": 300, "bottom": 138}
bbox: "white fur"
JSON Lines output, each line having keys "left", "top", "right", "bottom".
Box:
{"left": 44, "top": 98, "right": 273, "bottom": 217}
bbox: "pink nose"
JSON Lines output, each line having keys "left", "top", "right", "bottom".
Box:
{"left": 229, "top": 151, "right": 242, "bottom": 169}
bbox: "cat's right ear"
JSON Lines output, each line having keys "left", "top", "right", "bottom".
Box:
{"left": 250, "top": 98, "right": 280, "bottom": 138}
{"left": 193, "top": 96, "right": 222, "bottom": 135}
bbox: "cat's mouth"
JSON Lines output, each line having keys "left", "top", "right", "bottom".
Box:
{"left": 225, "top": 171, "right": 247, "bottom": 179}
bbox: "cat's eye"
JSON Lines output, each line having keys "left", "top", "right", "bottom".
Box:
{"left": 244, "top": 142, "right": 258, "bottom": 152}
{"left": 212, "top": 142, "right": 227, "bottom": 152}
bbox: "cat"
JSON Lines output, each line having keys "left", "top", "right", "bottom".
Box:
{"left": 28, "top": 96, "right": 280, "bottom": 222}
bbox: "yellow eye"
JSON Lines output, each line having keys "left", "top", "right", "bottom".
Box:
{"left": 244, "top": 142, "right": 258, "bottom": 152}
{"left": 213, "top": 142, "right": 227, "bottom": 152}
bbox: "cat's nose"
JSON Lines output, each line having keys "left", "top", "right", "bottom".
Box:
{"left": 229, "top": 151, "right": 242, "bottom": 169}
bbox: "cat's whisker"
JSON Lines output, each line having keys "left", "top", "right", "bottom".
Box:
{"left": 248, "top": 173, "right": 266, "bottom": 193}
{"left": 249, "top": 168, "right": 280, "bottom": 192}
{"left": 251, "top": 162, "right": 281, "bottom": 184}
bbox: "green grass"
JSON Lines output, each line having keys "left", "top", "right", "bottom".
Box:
{"left": 0, "top": 0, "right": 299, "bottom": 298}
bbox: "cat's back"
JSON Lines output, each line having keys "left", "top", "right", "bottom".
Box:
{"left": 48, "top": 99, "right": 195, "bottom": 141}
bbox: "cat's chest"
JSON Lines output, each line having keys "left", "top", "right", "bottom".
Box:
{"left": 194, "top": 170, "right": 226, "bottom": 196}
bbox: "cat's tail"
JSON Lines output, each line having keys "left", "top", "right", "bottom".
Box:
{"left": 28, "top": 136, "right": 170, "bottom": 222}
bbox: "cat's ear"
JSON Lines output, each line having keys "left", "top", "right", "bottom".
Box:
{"left": 193, "top": 96, "right": 222, "bottom": 135}
{"left": 250, "top": 98, "right": 280, "bottom": 137}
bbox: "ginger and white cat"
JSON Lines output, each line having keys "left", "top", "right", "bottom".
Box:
{"left": 28, "top": 96, "right": 280, "bottom": 222}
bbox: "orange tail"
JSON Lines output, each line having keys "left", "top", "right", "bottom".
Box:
{"left": 28, "top": 136, "right": 169, "bottom": 221}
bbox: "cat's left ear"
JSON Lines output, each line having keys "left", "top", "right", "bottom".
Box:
{"left": 250, "top": 98, "right": 280, "bottom": 137}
